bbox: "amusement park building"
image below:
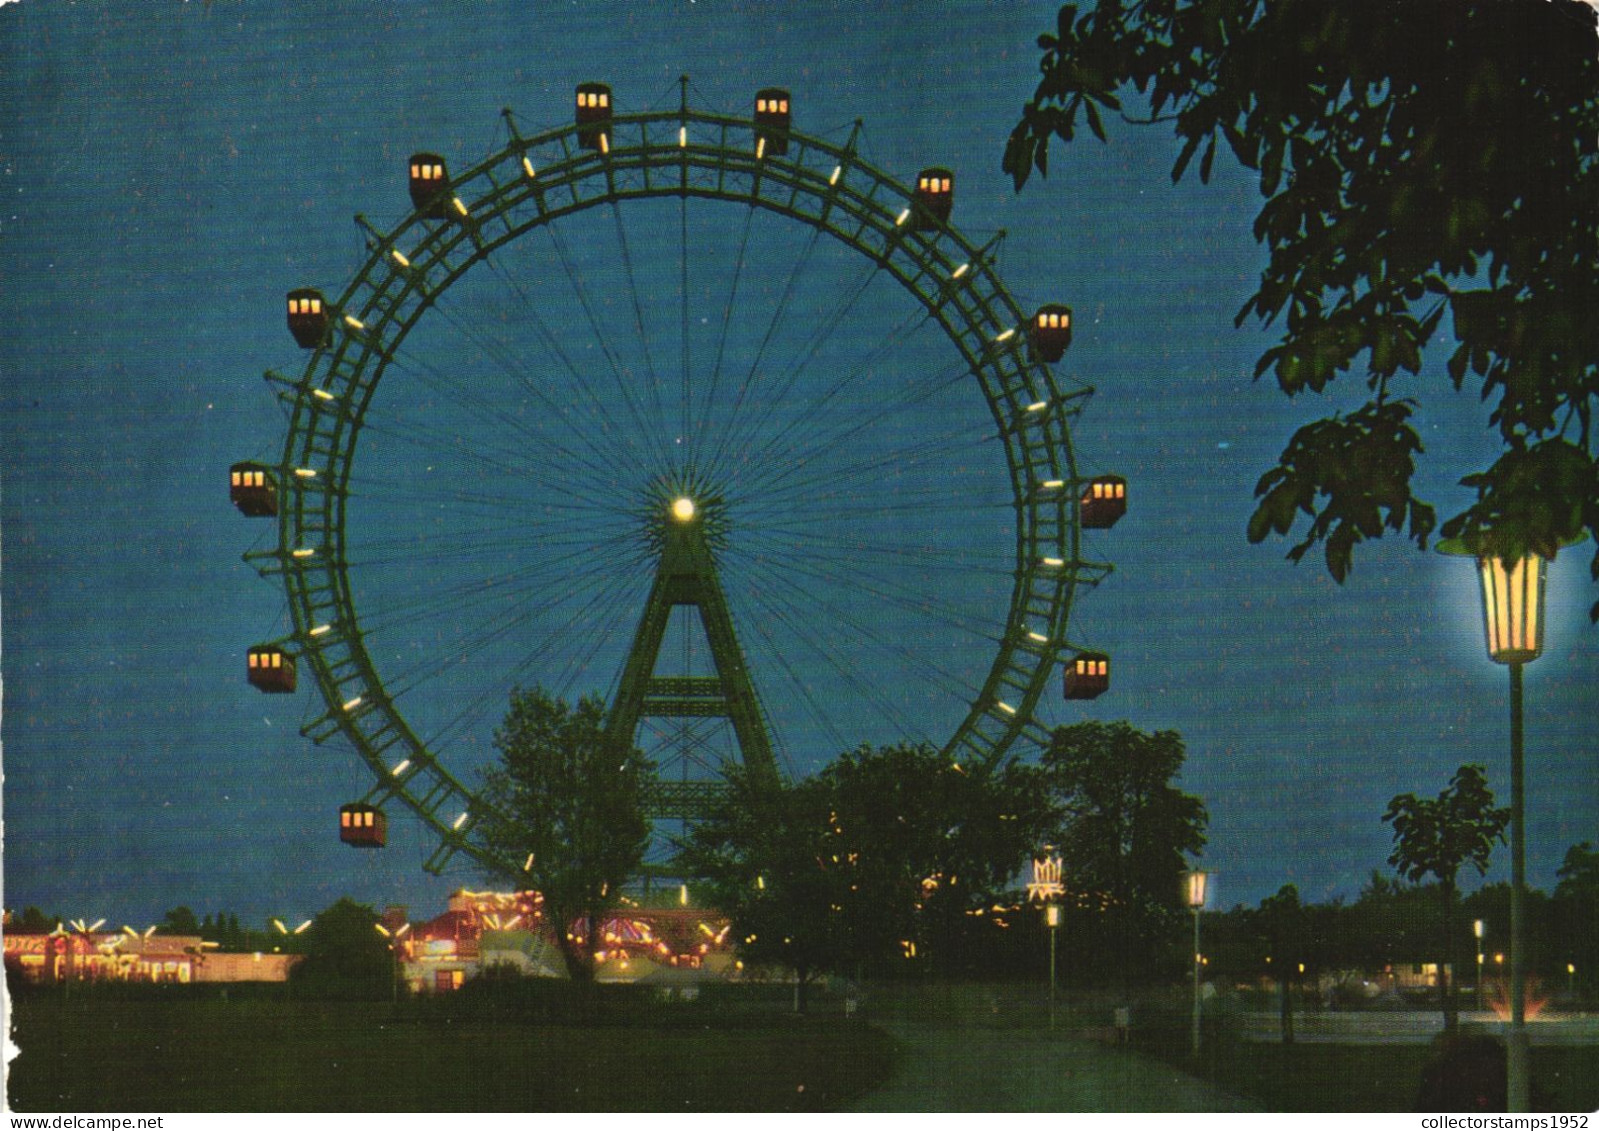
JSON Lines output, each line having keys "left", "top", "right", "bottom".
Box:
{"left": 2, "top": 929, "right": 298, "bottom": 986}
{"left": 394, "top": 890, "right": 735, "bottom": 992}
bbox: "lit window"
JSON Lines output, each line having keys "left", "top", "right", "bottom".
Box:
{"left": 410, "top": 164, "right": 420, "bottom": 178}
{"left": 248, "top": 653, "right": 259, "bottom": 668}
{"left": 757, "top": 99, "right": 767, "bottom": 112}
{"left": 598, "top": 92, "right": 609, "bottom": 107}
{"left": 342, "top": 811, "right": 352, "bottom": 827}
{"left": 232, "top": 471, "right": 242, "bottom": 486}
{"left": 311, "top": 298, "right": 321, "bottom": 313}
{"left": 1098, "top": 661, "right": 1108, "bottom": 675}
{"left": 919, "top": 177, "right": 929, "bottom": 190}
{"left": 779, "top": 99, "right": 788, "bottom": 112}
{"left": 1116, "top": 483, "right": 1125, "bottom": 498}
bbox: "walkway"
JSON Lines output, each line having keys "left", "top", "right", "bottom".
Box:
{"left": 849, "top": 1020, "right": 1261, "bottom": 1112}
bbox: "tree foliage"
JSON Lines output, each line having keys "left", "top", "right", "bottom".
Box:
{"left": 1040, "top": 721, "right": 1208, "bottom": 978}
{"left": 288, "top": 897, "right": 391, "bottom": 997}
{"left": 1383, "top": 764, "right": 1510, "bottom": 1029}
{"left": 1008, "top": 0, "right": 1599, "bottom": 615}
{"left": 683, "top": 744, "right": 1054, "bottom": 988}
{"left": 474, "top": 685, "right": 653, "bottom": 982}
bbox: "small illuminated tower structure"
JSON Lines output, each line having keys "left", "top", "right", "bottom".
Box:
{"left": 605, "top": 485, "right": 781, "bottom": 846}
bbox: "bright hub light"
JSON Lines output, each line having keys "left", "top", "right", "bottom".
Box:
{"left": 671, "top": 497, "right": 696, "bottom": 523}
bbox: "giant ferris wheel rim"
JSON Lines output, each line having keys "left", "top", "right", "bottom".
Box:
{"left": 253, "top": 91, "right": 1106, "bottom": 884}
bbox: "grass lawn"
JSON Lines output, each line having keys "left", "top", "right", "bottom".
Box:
{"left": 6, "top": 995, "right": 896, "bottom": 1112}
{"left": 1135, "top": 1023, "right": 1599, "bottom": 1112}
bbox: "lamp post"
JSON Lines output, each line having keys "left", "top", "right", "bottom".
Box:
{"left": 1045, "top": 902, "right": 1061, "bottom": 1030}
{"left": 1184, "top": 870, "right": 1208, "bottom": 1059}
{"left": 1474, "top": 919, "right": 1486, "bottom": 1013}
{"left": 1441, "top": 543, "right": 1554, "bottom": 1113}
{"left": 374, "top": 921, "right": 411, "bottom": 1004}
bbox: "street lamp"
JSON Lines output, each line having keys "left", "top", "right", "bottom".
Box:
{"left": 1474, "top": 919, "right": 1486, "bottom": 1013}
{"left": 1441, "top": 541, "right": 1559, "bottom": 1113}
{"left": 1184, "top": 869, "right": 1209, "bottom": 1059}
{"left": 374, "top": 921, "right": 411, "bottom": 1004}
{"left": 1045, "top": 902, "right": 1062, "bottom": 1030}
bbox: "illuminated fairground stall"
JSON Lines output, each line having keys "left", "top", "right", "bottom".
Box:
{"left": 2, "top": 921, "right": 298, "bottom": 986}
{"left": 393, "top": 890, "right": 736, "bottom": 992}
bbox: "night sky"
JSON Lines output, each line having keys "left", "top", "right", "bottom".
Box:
{"left": 4, "top": 0, "right": 1595, "bottom": 931}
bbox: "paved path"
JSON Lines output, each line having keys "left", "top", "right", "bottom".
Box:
{"left": 850, "top": 1022, "right": 1262, "bottom": 1112}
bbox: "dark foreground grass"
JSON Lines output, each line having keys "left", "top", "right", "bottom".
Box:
{"left": 6, "top": 995, "right": 896, "bottom": 1112}
{"left": 1134, "top": 1019, "right": 1599, "bottom": 1112}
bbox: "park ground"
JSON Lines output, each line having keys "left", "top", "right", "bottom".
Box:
{"left": 6, "top": 984, "right": 1598, "bottom": 1112}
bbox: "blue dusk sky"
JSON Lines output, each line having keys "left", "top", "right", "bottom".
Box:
{"left": 2, "top": 0, "right": 1594, "bottom": 929}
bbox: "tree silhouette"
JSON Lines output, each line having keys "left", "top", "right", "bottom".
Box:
{"left": 1041, "top": 721, "right": 1208, "bottom": 984}
{"left": 474, "top": 685, "right": 652, "bottom": 982}
{"left": 1007, "top": 0, "right": 1599, "bottom": 617}
{"left": 1384, "top": 764, "right": 1510, "bottom": 1031}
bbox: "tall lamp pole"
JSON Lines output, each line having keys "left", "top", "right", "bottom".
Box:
{"left": 1046, "top": 902, "right": 1061, "bottom": 1030}
{"left": 1185, "top": 870, "right": 1208, "bottom": 1059}
{"left": 1474, "top": 919, "right": 1486, "bottom": 1014}
{"left": 375, "top": 921, "right": 411, "bottom": 1004}
{"left": 1442, "top": 543, "right": 1558, "bottom": 1113}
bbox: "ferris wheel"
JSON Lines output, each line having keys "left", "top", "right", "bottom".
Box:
{"left": 231, "top": 79, "right": 1124, "bottom": 882}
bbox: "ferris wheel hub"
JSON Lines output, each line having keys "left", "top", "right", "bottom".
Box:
{"left": 670, "top": 496, "right": 696, "bottom": 523}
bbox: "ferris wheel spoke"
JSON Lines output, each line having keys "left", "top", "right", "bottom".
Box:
{"left": 736, "top": 359, "right": 978, "bottom": 503}
{"left": 347, "top": 476, "right": 630, "bottom": 521}
{"left": 688, "top": 202, "right": 757, "bottom": 471}
{"left": 701, "top": 219, "right": 826, "bottom": 485}
{"left": 746, "top": 300, "right": 940, "bottom": 481}
{"left": 389, "top": 294, "right": 641, "bottom": 495}
{"left": 542, "top": 222, "right": 675, "bottom": 475}
{"left": 608, "top": 199, "right": 668, "bottom": 434}
{"left": 721, "top": 254, "right": 885, "bottom": 475}
{"left": 743, "top": 523, "right": 1013, "bottom": 574}
{"left": 741, "top": 422, "right": 1000, "bottom": 516}
{"left": 732, "top": 590, "right": 851, "bottom": 763}
{"left": 354, "top": 525, "right": 643, "bottom": 637}
{"left": 353, "top": 382, "right": 630, "bottom": 515}
{"left": 401, "top": 559, "right": 648, "bottom": 752}
{"left": 478, "top": 244, "right": 656, "bottom": 486}
{"left": 734, "top": 569, "right": 937, "bottom": 749}
{"left": 731, "top": 541, "right": 1003, "bottom": 651}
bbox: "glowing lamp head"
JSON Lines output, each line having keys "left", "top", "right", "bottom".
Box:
{"left": 1439, "top": 537, "right": 1561, "bottom": 665}
{"left": 671, "top": 496, "right": 696, "bottom": 523}
{"left": 1184, "top": 869, "right": 1208, "bottom": 910}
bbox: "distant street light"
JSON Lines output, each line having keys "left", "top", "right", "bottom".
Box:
{"left": 1045, "top": 901, "right": 1062, "bottom": 1030}
{"left": 1184, "top": 869, "right": 1209, "bottom": 1059}
{"left": 1474, "top": 919, "right": 1486, "bottom": 1013}
{"left": 1440, "top": 538, "right": 1572, "bottom": 1113}
{"left": 374, "top": 921, "right": 412, "bottom": 1004}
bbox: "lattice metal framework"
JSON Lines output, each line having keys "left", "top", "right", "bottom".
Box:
{"left": 247, "top": 89, "right": 1111, "bottom": 883}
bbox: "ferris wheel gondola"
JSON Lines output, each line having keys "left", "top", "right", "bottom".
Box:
{"left": 235, "top": 79, "right": 1122, "bottom": 877}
